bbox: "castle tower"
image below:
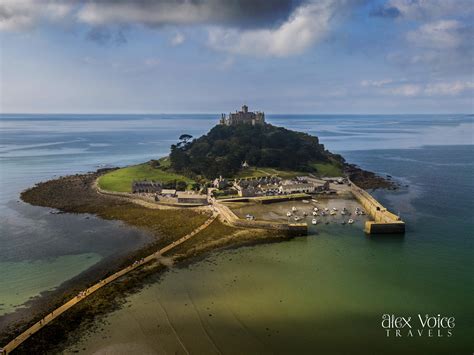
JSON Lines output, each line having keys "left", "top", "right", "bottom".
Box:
{"left": 242, "top": 105, "right": 248, "bottom": 113}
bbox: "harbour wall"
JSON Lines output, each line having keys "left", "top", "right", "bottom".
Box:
{"left": 350, "top": 181, "right": 405, "bottom": 234}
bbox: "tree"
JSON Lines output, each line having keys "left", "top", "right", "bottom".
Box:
{"left": 178, "top": 134, "right": 193, "bottom": 147}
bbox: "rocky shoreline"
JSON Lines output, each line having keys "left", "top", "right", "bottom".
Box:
{"left": 344, "top": 164, "right": 399, "bottom": 190}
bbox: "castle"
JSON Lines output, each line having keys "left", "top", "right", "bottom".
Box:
{"left": 219, "top": 105, "right": 265, "bottom": 126}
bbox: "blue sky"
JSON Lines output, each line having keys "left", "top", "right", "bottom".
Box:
{"left": 0, "top": 0, "right": 473, "bottom": 114}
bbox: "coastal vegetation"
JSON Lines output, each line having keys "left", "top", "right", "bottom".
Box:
{"left": 169, "top": 123, "right": 345, "bottom": 179}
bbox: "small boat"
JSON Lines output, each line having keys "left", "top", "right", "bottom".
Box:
{"left": 324, "top": 207, "right": 329, "bottom": 212}
{"left": 292, "top": 206, "right": 297, "bottom": 212}
{"left": 294, "top": 216, "right": 301, "bottom": 221}
{"left": 311, "top": 199, "right": 319, "bottom": 203}
{"left": 312, "top": 218, "right": 318, "bottom": 225}
{"left": 341, "top": 210, "right": 347, "bottom": 215}
{"left": 286, "top": 212, "right": 292, "bottom": 217}
{"left": 320, "top": 211, "right": 326, "bottom": 216}
{"left": 332, "top": 207, "right": 338, "bottom": 211}
{"left": 348, "top": 219, "right": 354, "bottom": 224}
{"left": 313, "top": 207, "right": 319, "bottom": 212}
{"left": 302, "top": 200, "right": 310, "bottom": 204}
{"left": 330, "top": 210, "right": 337, "bottom": 216}
{"left": 312, "top": 211, "right": 318, "bottom": 216}
{"left": 245, "top": 214, "right": 255, "bottom": 220}
{"left": 303, "top": 212, "right": 307, "bottom": 216}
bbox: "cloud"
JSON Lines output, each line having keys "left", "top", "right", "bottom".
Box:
{"left": 425, "top": 81, "right": 474, "bottom": 96}
{"left": 406, "top": 20, "right": 468, "bottom": 49}
{"left": 362, "top": 79, "right": 474, "bottom": 97}
{"left": 0, "top": 0, "right": 73, "bottom": 31}
{"left": 361, "top": 79, "right": 393, "bottom": 87}
{"left": 370, "top": 6, "right": 400, "bottom": 18}
{"left": 375, "top": 0, "right": 474, "bottom": 20}
{"left": 207, "top": 0, "right": 354, "bottom": 57}
{"left": 75, "top": 0, "right": 303, "bottom": 28}
{"left": 170, "top": 32, "right": 185, "bottom": 46}
{"left": 86, "top": 26, "right": 127, "bottom": 45}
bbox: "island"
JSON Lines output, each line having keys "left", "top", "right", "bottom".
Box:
{"left": 2, "top": 106, "right": 404, "bottom": 353}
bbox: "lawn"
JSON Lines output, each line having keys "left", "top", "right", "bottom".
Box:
{"left": 311, "top": 162, "right": 343, "bottom": 177}
{"left": 98, "top": 163, "right": 195, "bottom": 192}
{"left": 234, "top": 162, "right": 343, "bottom": 180}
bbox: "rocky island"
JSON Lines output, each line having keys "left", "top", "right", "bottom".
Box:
{"left": 3, "top": 106, "right": 404, "bottom": 353}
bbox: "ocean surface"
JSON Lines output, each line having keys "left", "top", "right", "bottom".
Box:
{"left": 0, "top": 114, "right": 473, "bottom": 353}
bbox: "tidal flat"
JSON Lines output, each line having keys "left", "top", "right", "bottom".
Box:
{"left": 4, "top": 170, "right": 289, "bottom": 353}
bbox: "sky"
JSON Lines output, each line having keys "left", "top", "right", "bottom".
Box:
{"left": 0, "top": 0, "right": 473, "bottom": 114}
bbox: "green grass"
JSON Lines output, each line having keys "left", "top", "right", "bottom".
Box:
{"left": 98, "top": 163, "right": 195, "bottom": 192}
{"left": 311, "top": 162, "right": 343, "bottom": 177}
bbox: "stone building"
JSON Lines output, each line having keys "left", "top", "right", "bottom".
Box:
{"left": 176, "top": 192, "right": 208, "bottom": 205}
{"left": 131, "top": 180, "right": 162, "bottom": 194}
{"left": 213, "top": 176, "right": 228, "bottom": 189}
{"left": 219, "top": 105, "right": 265, "bottom": 126}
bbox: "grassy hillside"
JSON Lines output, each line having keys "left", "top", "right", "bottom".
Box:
{"left": 98, "top": 163, "right": 194, "bottom": 192}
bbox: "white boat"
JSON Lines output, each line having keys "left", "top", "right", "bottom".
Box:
{"left": 286, "top": 212, "right": 292, "bottom": 217}
{"left": 302, "top": 200, "right": 310, "bottom": 204}
{"left": 330, "top": 210, "right": 336, "bottom": 215}
{"left": 312, "top": 211, "right": 318, "bottom": 216}
{"left": 313, "top": 207, "right": 319, "bottom": 212}
{"left": 312, "top": 218, "right": 318, "bottom": 225}
{"left": 332, "top": 207, "right": 338, "bottom": 211}
{"left": 341, "top": 210, "right": 347, "bottom": 215}
{"left": 294, "top": 216, "right": 301, "bottom": 221}
{"left": 246, "top": 214, "right": 255, "bottom": 220}
{"left": 348, "top": 219, "right": 354, "bottom": 224}
{"left": 312, "top": 199, "right": 319, "bottom": 203}
{"left": 324, "top": 207, "right": 329, "bottom": 212}
{"left": 292, "top": 206, "right": 297, "bottom": 212}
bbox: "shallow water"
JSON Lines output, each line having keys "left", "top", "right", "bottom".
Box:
{"left": 1, "top": 114, "right": 473, "bottom": 353}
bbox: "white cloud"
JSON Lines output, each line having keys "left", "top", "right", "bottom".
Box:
{"left": 0, "top": 0, "right": 73, "bottom": 31}
{"left": 361, "top": 79, "right": 393, "bottom": 87}
{"left": 170, "top": 32, "right": 185, "bottom": 46}
{"left": 407, "top": 20, "right": 466, "bottom": 49}
{"left": 381, "top": 81, "right": 474, "bottom": 97}
{"left": 388, "top": 84, "right": 422, "bottom": 97}
{"left": 425, "top": 81, "right": 474, "bottom": 96}
{"left": 207, "top": 0, "right": 345, "bottom": 57}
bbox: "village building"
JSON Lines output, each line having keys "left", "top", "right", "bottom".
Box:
{"left": 161, "top": 189, "right": 177, "bottom": 197}
{"left": 131, "top": 180, "right": 162, "bottom": 194}
{"left": 219, "top": 105, "right": 265, "bottom": 126}
{"left": 213, "top": 176, "right": 228, "bottom": 189}
{"left": 279, "top": 183, "right": 317, "bottom": 194}
{"left": 176, "top": 192, "right": 208, "bottom": 205}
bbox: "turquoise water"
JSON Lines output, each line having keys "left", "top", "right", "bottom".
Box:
{"left": 1, "top": 114, "right": 473, "bottom": 353}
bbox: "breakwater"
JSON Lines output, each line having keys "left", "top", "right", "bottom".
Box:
{"left": 350, "top": 181, "right": 405, "bottom": 234}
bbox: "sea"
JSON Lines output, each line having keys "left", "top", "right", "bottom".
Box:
{"left": 0, "top": 114, "right": 472, "bottom": 354}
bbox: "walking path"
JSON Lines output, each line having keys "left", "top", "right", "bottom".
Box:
{"left": 1, "top": 212, "right": 218, "bottom": 354}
